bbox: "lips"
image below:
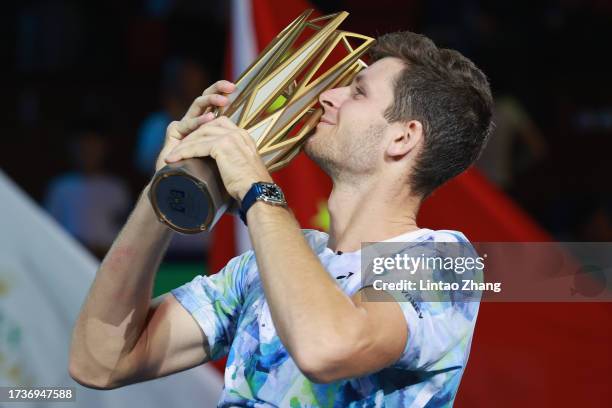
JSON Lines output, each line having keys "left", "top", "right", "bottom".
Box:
{"left": 319, "top": 116, "right": 335, "bottom": 125}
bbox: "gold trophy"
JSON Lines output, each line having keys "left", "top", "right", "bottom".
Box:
{"left": 149, "top": 10, "right": 374, "bottom": 233}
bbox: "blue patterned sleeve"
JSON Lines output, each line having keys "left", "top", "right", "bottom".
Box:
{"left": 392, "top": 298, "right": 479, "bottom": 370}
{"left": 170, "top": 251, "right": 253, "bottom": 361}
{"left": 391, "top": 231, "right": 481, "bottom": 371}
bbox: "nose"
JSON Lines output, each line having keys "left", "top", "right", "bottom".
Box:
{"left": 318, "top": 86, "right": 348, "bottom": 110}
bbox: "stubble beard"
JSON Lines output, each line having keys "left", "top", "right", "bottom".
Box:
{"left": 304, "top": 123, "right": 385, "bottom": 185}
{"left": 304, "top": 123, "right": 386, "bottom": 184}
{"left": 304, "top": 128, "right": 343, "bottom": 181}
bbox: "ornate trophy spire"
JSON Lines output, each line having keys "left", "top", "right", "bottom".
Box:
{"left": 149, "top": 10, "right": 374, "bottom": 233}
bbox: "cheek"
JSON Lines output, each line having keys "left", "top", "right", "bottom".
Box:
{"left": 339, "top": 101, "right": 370, "bottom": 127}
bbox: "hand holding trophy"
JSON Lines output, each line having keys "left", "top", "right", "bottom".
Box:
{"left": 149, "top": 9, "right": 374, "bottom": 233}
{"left": 153, "top": 80, "right": 236, "bottom": 174}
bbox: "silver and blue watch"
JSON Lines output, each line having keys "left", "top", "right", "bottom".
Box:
{"left": 239, "top": 182, "right": 287, "bottom": 225}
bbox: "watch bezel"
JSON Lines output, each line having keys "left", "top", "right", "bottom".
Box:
{"left": 256, "top": 182, "right": 287, "bottom": 206}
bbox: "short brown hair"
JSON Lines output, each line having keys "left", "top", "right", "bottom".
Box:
{"left": 370, "top": 31, "right": 494, "bottom": 198}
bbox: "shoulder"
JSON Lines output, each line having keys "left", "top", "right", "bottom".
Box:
{"left": 426, "top": 229, "right": 478, "bottom": 257}
{"left": 419, "top": 229, "right": 471, "bottom": 243}
{"left": 226, "top": 249, "right": 257, "bottom": 273}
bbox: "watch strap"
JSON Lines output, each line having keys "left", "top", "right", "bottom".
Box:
{"left": 239, "top": 183, "right": 260, "bottom": 225}
{"left": 239, "top": 182, "right": 287, "bottom": 225}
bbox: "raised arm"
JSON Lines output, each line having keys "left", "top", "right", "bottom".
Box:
{"left": 68, "top": 81, "right": 236, "bottom": 389}
{"left": 160, "top": 115, "right": 409, "bottom": 384}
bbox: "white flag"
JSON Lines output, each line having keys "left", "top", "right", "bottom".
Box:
{"left": 0, "top": 170, "right": 223, "bottom": 407}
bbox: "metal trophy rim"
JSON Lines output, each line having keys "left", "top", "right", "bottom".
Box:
{"left": 149, "top": 166, "right": 215, "bottom": 234}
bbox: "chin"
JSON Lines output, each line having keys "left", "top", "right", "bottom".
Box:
{"left": 304, "top": 125, "right": 337, "bottom": 163}
{"left": 303, "top": 130, "right": 319, "bottom": 153}
{"left": 303, "top": 137, "right": 316, "bottom": 159}
{"left": 303, "top": 137, "right": 335, "bottom": 175}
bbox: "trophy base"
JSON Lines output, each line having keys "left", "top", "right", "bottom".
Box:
{"left": 149, "top": 158, "right": 230, "bottom": 234}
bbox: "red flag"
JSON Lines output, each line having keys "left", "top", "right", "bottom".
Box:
{"left": 420, "top": 169, "right": 612, "bottom": 407}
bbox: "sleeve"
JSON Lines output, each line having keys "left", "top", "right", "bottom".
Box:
{"left": 391, "top": 297, "right": 478, "bottom": 371}
{"left": 170, "top": 251, "right": 253, "bottom": 361}
{"left": 389, "top": 232, "right": 481, "bottom": 371}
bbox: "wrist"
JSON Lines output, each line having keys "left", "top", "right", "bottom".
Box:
{"left": 247, "top": 199, "right": 290, "bottom": 221}
{"left": 141, "top": 183, "right": 175, "bottom": 234}
{"left": 237, "top": 176, "right": 273, "bottom": 202}
{"left": 238, "top": 181, "right": 287, "bottom": 225}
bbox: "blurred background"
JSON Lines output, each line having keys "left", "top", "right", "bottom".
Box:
{"left": 1, "top": 0, "right": 611, "bottom": 407}
{"left": 5, "top": 0, "right": 612, "bottom": 252}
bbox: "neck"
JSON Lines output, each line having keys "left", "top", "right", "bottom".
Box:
{"left": 326, "top": 175, "right": 421, "bottom": 253}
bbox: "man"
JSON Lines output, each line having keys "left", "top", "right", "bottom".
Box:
{"left": 69, "top": 31, "right": 493, "bottom": 407}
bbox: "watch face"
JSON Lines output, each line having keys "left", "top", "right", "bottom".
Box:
{"left": 258, "top": 182, "right": 286, "bottom": 204}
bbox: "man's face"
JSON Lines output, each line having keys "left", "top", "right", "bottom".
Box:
{"left": 304, "top": 57, "right": 405, "bottom": 182}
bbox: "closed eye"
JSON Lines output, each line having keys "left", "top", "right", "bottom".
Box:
{"left": 353, "top": 86, "right": 365, "bottom": 98}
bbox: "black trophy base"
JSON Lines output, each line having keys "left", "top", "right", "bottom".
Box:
{"left": 149, "top": 158, "right": 230, "bottom": 234}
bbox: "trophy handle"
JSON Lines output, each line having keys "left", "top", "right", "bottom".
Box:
{"left": 148, "top": 158, "right": 231, "bottom": 234}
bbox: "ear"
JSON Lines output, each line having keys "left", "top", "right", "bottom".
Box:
{"left": 386, "top": 120, "right": 423, "bottom": 158}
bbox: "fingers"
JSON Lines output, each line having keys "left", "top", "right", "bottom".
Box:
{"left": 179, "top": 114, "right": 247, "bottom": 142}
{"left": 165, "top": 114, "right": 258, "bottom": 164}
{"left": 181, "top": 123, "right": 229, "bottom": 143}
{"left": 165, "top": 124, "right": 247, "bottom": 163}
{"left": 182, "top": 80, "right": 237, "bottom": 120}
{"left": 165, "top": 136, "right": 220, "bottom": 163}
{"left": 202, "top": 80, "right": 236, "bottom": 96}
{"left": 210, "top": 115, "right": 239, "bottom": 129}
{"left": 165, "top": 123, "right": 230, "bottom": 162}
{"left": 175, "top": 112, "right": 214, "bottom": 135}
{"left": 205, "top": 117, "right": 258, "bottom": 152}
{"left": 166, "top": 112, "right": 215, "bottom": 141}
{"left": 183, "top": 94, "right": 227, "bottom": 120}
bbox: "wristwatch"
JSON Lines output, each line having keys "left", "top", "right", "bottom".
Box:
{"left": 239, "top": 182, "right": 287, "bottom": 225}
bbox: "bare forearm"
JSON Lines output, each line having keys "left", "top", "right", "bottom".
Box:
{"left": 70, "top": 184, "right": 173, "bottom": 382}
{"left": 247, "top": 203, "right": 361, "bottom": 357}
